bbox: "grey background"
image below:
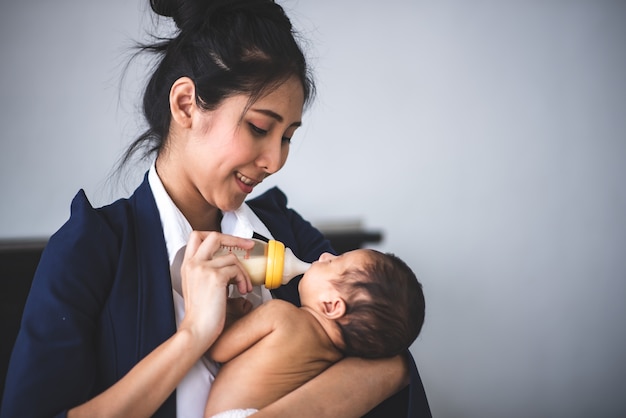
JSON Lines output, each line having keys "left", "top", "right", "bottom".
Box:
{"left": 1, "top": 1, "right": 625, "bottom": 417}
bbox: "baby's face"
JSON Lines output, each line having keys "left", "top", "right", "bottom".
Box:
{"left": 298, "top": 249, "right": 372, "bottom": 303}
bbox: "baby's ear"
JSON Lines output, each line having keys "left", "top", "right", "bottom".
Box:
{"left": 322, "top": 297, "right": 346, "bottom": 320}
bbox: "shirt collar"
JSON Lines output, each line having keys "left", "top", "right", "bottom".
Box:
{"left": 148, "top": 163, "right": 192, "bottom": 266}
{"left": 148, "top": 163, "right": 275, "bottom": 265}
{"left": 221, "top": 203, "right": 274, "bottom": 241}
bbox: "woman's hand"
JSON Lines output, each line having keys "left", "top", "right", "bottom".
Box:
{"left": 178, "top": 231, "right": 254, "bottom": 349}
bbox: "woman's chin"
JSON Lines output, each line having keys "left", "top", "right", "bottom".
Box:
{"left": 220, "top": 196, "right": 247, "bottom": 213}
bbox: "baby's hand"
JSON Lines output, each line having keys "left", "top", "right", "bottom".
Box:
{"left": 225, "top": 297, "right": 254, "bottom": 328}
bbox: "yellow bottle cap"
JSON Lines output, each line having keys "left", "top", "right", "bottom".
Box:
{"left": 265, "top": 239, "right": 285, "bottom": 289}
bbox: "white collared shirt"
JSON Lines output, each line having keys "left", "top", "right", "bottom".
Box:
{"left": 148, "top": 163, "right": 274, "bottom": 418}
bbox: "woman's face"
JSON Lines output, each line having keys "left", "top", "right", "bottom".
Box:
{"left": 165, "top": 76, "right": 304, "bottom": 220}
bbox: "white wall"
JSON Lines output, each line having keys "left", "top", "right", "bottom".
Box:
{"left": 1, "top": 1, "right": 625, "bottom": 417}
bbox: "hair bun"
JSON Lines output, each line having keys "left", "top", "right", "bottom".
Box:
{"left": 150, "top": 0, "right": 254, "bottom": 30}
{"left": 149, "top": 0, "right": 200, "bottom": 29}
{"left": 150, "top": 0, "right": 180, "bottom": 19}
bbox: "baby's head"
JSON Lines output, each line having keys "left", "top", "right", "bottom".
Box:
{"left": 299, "top": 249, "right": 425, "bottom": 358}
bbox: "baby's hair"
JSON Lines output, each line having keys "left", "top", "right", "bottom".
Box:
{"left": 120, "top": 0, "right": 314, "bottom": 168}
{"left": 332, "top": 250, "right": 425, "bottom": 358}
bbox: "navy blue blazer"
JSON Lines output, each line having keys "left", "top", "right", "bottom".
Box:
{"left": 1, "top": 174, "right": 431, "bottom": 418}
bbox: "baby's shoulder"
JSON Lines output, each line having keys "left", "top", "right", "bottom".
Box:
{"left": 261, "top": 298, "right": 299, "bottom": 316}
{"left": 260, "top": 299, "right": 313, "bottom": 331}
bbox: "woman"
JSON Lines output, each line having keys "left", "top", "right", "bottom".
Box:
{"left": 1, "top": 0, "right": 431, "bottom": 417}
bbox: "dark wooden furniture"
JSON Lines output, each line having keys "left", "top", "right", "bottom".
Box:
{"left": 0, "top": 239, "right": 47, "bottom": 405}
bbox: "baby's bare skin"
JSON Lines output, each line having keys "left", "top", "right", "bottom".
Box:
{"left": 204, "top": 299, "right": 343, "bottom": 417}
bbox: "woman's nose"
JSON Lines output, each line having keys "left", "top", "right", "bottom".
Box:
{"left": 257, "top": 137, "right": 287, "bottom": 174}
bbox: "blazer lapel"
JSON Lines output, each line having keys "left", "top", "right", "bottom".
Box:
{"left": 131, "top": 175, "right": 177, "bottom": 356}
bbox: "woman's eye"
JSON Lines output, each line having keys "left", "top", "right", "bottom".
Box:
{"left": 249, "top": 123, "right": 292, "bottom": 144}
{"left": 249, "top": 123, "right": 267, "bottom": 136}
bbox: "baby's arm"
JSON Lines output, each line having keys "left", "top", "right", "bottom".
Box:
{"left": 208, "top": 299, "right": 284, "bottom": 363}
{"left": 205, "top": 299, "right": 297, "bottom": 417}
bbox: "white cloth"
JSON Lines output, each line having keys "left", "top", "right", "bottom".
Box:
{"left": 148, "top": 164, "right": 274, "bottom": 418}
{"left": 210, "top": 408, "right": 258, "bottom": 418}
{"left": 221, "top": 205, "right": 274, "bottom": 306}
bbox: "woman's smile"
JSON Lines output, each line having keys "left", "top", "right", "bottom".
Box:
{"left": 235, "top": 171, "right": 262, "bottom": 193}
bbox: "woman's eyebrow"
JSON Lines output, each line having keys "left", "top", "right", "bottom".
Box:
{"left": 252, "top": 108, "right": 302, "bottom": 127}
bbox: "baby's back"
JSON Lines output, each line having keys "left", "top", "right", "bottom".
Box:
{"left": 205, "top": 299, "right": 343, "bottom": 416}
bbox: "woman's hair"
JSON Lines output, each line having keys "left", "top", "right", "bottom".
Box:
{"left": 332, "top": 250, "right": 425, "bottom": 359}
{"left": 121, "top": 0, "right": 314, "bottom": 167}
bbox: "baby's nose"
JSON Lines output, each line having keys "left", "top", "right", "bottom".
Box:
{"left": 318, "top": 252, "right": 335, "bottom": 262}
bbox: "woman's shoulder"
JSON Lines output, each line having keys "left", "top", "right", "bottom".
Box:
{"left": 246, "top": 186, "right": 289, "bottom": 212}
{"left": 43, "top": 176, "right": 155, "bottom": 270}
{"left": 51, "top": 175, "right": 153, "bottom": 248}
{"left": 50, "top": 189, "right": 131, "bottom": 247}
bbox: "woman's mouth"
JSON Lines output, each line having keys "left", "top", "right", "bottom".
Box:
{"left": 236, "top": 172, "right": 260, "bottom": 193}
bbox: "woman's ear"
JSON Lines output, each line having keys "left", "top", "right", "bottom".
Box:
{"left": 169, "top": 77, "right": 196, "bottom": 129}
{"left": 321, "top": 297, "right": 346, "bottom": 320}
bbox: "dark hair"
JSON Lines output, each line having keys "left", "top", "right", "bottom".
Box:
{"left": 333, "top": 250, "right": 425, "bottom": 359}
{"left": 121, "top": 0, "right": 314, "bottom": 166}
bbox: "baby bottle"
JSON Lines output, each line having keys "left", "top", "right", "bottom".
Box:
{"left": 215, "top": 238, "right": 311, "bottom": 289}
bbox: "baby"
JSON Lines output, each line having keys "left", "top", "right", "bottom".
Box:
{"left": 205, "top": 249, "right": 425, "bottom": 418}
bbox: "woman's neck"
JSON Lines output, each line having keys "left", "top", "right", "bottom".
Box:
{"left": 155, "top": 157, "right": 222, "bottom": 232}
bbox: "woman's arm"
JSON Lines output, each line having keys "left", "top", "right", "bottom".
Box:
{"left": 68, "top": 232, "right": 254, "bottom": 418}
{"left": 67, "top": 328, "right": 203, "bottom": 418}
{"left": 253, "top": 354, "right": 409, "bottom": 418}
